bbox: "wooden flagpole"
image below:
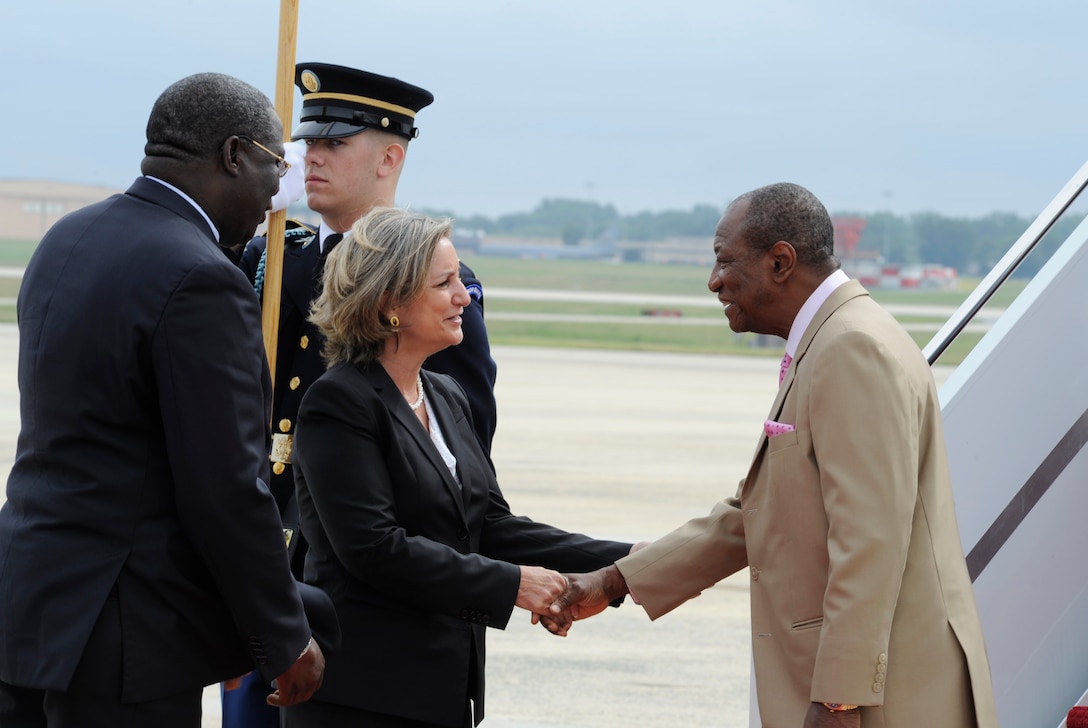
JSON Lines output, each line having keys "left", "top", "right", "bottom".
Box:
{"left": 261, "top": 0, "right": 300, "bottom": 384}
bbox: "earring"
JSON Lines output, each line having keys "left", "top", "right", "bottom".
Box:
{"left": 389, "top": 315, "right": 400, "bottom": 329}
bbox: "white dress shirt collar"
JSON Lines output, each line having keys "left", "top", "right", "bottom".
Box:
{"left": 145, "top": 176, "right": 219, "bottom": 242}
{"left": 319, "top": 227, "right": 346, "bottom": 254}
{"left": 784, "top": 268, "right": 850, "bottom": 358}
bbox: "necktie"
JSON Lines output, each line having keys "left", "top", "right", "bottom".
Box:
{"left": 321, "top": 233, "right": 344, "bottom": 257}
{"left": 315, "top": 233, "right": 345, "bottom": 288}
{"left": 779, "top": 352, "right": 793, "bottom": 386}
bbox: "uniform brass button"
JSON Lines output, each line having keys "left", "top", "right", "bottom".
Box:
{"left": 300, "top": 335, "right": 309, "bottom": 349}
{"left": 272, "top": 462, "right": 285, "bottom": 476}
{"left": 289, "top": 376, "right": 301, "bottom": 390}
{"left": 279, "top": 419, "right": 292, "bottom": 433}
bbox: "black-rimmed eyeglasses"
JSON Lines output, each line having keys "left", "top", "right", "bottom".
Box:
{"left": 239, "top": 136, "right": 291, "bottom": 178}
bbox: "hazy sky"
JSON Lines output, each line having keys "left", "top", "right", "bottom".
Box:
{"left": 6, "top": 0, "right": 1087, "bottom": 219}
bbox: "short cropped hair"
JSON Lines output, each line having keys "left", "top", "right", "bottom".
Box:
{"left": 144, "top": 73, "right": 278, "bottom": 164}
{"left": 733, "top": 182, "right": 838, "bottom": 269}
{"left": 312, "top": 207, "right": 453, "bottom": 366}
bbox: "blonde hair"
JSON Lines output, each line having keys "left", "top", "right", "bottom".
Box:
{"left": 310, "top": 207, "right": 453, "bottom": 366}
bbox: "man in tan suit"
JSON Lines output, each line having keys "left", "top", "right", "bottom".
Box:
{"left": 547, "top": 183, "right": 997, "bottom": 727}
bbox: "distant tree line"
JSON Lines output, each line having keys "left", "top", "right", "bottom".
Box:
{"left": 421, "top": 198, "right": 1084, "bottom": 278}
{"left": 848, "top": 210, "right": 1084, "bottom": 278}
{"left": 421, "top": 199, "right": 723, "bottom": 243}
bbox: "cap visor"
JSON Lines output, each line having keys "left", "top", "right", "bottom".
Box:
{"left": 291, "top": 120, "right": 369, "bottom": 140}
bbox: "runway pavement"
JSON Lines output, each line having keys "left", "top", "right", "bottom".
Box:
{"left": 0, "top": 326, "right": 953, "bottom": 727}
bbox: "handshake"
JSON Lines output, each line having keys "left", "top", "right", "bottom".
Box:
{"left": 519, "top": 542, "right": 649, "bottom": 637}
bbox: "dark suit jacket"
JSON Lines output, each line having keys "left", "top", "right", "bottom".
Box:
{"left": 0, "top": 177, "right": 311, "bottom": 702}
{"left": 293, "top": 363, "right": 630, "bottom": 726}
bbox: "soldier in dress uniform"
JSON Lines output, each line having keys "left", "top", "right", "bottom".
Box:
{"left": 227, "top": 62, "right": 499, "bottom": 728}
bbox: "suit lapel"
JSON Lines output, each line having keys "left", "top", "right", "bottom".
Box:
{"left": 421, "top": 374, "right": 476, "bottom": 513}
{"left": 789, "top": 280, "right": 869, "bottom": 384}
{"left": 362, "top": 365, "right": 470, "bottom": 526}
{"left": 748, "top": 280, "right": 871, "bottom": 471}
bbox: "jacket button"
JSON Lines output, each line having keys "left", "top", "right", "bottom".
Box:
{"left": 279, "top": 418, "right": 292, "bottom": 433}
{"left": 456, "top": 531, "right": 468, "bottom": 540}
{"left": 300, "top": 336, "right": 309, "bottom": 349}
{"left": 289, "top": 376, "right": 301, "bottom": 390}
{"left": 272, "top": 462, "right": 285, "bottom": 476}
{"left": 750, "top": 567, "right": 760, "bottom": 581}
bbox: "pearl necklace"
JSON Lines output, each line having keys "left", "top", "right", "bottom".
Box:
{"left": 409, "top": 374, "right": 425, "bottom": 411}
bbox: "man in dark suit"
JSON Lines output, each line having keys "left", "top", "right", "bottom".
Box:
{"left": 0, "top": 72, "right": 324, "bottom": 728}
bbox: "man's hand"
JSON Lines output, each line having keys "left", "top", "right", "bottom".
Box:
{"left": 534, "top": 565, "right": 629, "bottom": 637}
{"left": 267, "top": 638, "right": 324, "bottom": 707}
{"left": 804, "top": 702, "right": 861, "bottom": 728}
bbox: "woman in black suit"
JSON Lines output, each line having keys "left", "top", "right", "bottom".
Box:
{"left": 285, "top": 208, "right": 632, "bottom": 728}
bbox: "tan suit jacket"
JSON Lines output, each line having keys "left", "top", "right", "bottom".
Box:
{"left": 619, "top": 281, "right": 997, "bottom": 727}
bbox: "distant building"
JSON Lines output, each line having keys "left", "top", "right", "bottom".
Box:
{"left": 0, "top": 181, "right": 327, "bottom": 244}
{"left": 629, "top": 236, "right": 714, "bottom": 265}
{"left": 475, "top": 234, "right": 621, "bottom": 261}
{"left": 0, "top": 180, "right": 123, "bottom": 241}
{"left": 843, "top": 260, "right": 958, "bottom": 290}
{"left": 832, "top": 215, "right": 958, "bottom": 290}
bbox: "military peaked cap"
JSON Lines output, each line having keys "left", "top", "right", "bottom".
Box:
{"left": 292, "top": 62, "right": 434, "bottom": 141}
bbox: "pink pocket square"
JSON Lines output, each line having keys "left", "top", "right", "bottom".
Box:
{"left": 764, "top": 419, "right": 796, "bottom": 438}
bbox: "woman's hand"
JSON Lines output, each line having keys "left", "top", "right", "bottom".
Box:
{"left": 515, "top": 565, "right": 568, "bottom": 614}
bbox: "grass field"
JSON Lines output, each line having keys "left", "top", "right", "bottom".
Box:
{"left": 0, "top": 240, "right": 37, "bottom": 267}
{"left": 0, "top": 239, "right": 1020, "bottom": 365}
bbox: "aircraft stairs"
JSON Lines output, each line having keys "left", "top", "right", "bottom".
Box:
{"left": 933, "top": 160, "right": 1088, "bottom": 728}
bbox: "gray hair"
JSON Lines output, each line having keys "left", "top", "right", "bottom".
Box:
{"left": 732, "top": 182, "right": 838, "bottom": 269}
{"left": 312, "top": 207, "right": 453, "bottom": 366}
{"left": 144, "top": 73, "right": 279, "bottom": 163}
